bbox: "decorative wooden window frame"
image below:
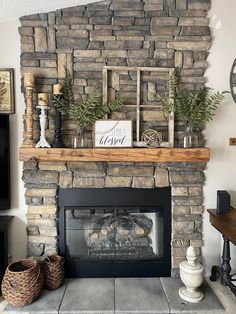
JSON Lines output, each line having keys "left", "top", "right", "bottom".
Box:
{"left": 102, "top": 66, "right": 175, "bottom": 147}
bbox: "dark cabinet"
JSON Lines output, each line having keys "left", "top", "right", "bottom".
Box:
{"left": 0, "top": 216, "right": 12, "bottom": 291}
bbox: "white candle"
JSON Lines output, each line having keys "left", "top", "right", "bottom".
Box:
{"left": 24, "top": 72, "right": 34, "bottom": 87}
{"left": 38, "top": 93, "right": 49, "bottom": 107}
{"left": 53, "top": 83, "right": 62, "bottom": 95}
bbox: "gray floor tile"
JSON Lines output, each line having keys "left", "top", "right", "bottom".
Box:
{"left": 160, "top": 278, "right": 225, "bottom": 314}
{"left": 59, "top": 278, "right": 114, "bottom": 314}
{"left": 115, "top": 277, "right": 169, "bottom": 314}
{"left": 2, "top": 305, "right": 23, "bottom": 314}
{"left": 4, "top": 281, "right": 67, "bottom": 314}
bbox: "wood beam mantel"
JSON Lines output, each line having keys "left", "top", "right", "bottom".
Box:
{"left": 19, "top": 147, "right": 210, "bottom": 163}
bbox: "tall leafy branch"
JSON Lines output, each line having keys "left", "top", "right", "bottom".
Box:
{"left": 156, "top": 71, "right": 228, "bottom": 129}
{"left": 175, "top": 88, "right": 228, "bottom": 129}
{"left": 156, "top": 71, "right": 179, "bottom": 117}
{"left": 53, "top": 71, "right": 123, "bottom": 129}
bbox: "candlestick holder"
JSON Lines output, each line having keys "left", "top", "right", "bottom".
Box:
{"left": 52, "top": 95, "right": 65, "bottom": 148}
{"left": 22, "top": 73, "right": 35, "bottom": 147}
{"left": 52, "top": 108, "right": 65, "bottom": 148}
{"left": 35, "top": 106, "right": 51, "bottom": 148}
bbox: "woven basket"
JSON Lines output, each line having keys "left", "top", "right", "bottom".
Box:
{"left": 42, "top": 255, "right": 64, "bottom": 290}
{"left": 1, "top": 259, "right": 43, "bottom": 307}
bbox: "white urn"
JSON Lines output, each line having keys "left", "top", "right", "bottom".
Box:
{"left": 179, "top": 246, "right": 204, "bottom": 303}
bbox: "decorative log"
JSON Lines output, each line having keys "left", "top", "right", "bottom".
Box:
{"left": 136, "top": 228, "right": 145, "bottom": 236}
{"left": 84, "top": 212, "right": 154, "bottom": 255}
{"left": 19, "top": 147, "right": 210, "bottom": 162}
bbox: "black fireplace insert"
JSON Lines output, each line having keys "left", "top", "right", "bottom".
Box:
{"left": 58, "top": 187, "right": 171, "bottom": 277}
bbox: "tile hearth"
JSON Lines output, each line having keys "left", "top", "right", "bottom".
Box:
{"left": 3, "top": 278, "right": 224, "bottom": 314}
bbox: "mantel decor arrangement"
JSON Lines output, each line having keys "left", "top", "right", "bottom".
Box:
{"left": 53, "top": 71, "right": 123, "bottom": 148}
{"left": 20, "top": 68, "right": 215, "bottom": 160}
{"left": 157, "top": 72, "right": 228, "bottom": 148}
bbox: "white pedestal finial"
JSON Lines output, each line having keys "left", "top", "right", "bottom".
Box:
{"left": 179, "top": 246, "right": 204, "bottom": 303}
{"left": 35, "top": 106, "right": 51, "bottom": 148}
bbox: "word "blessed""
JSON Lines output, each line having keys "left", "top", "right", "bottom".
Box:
{"left": 99, "top": 135, "right": 127, "bottom": 146}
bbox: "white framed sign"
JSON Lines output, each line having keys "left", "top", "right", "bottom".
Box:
{"left": 94, "top": 120, "right": 132, "bottom": 147}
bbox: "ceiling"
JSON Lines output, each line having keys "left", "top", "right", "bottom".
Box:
{"left": 0, "top": 0, "right": 101, "bottom": 23}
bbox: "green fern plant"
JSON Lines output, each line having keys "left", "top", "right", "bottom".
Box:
{"left": 175, "top": 88, "right": 228, "bottom": 129}
{"left": 53, "top": 71, "right": 123, "bottom": 129}
{"left": 156, "top": 71, "right": 179, "bottom": 117}
{"left": 157, "top": 72, "right": 228, "bottom": 129}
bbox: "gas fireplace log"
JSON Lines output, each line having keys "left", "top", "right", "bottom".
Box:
{"left": 84, "top": 212, "right": 154, "bottom": 250}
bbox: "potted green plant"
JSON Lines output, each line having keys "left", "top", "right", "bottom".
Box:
{"left": 53, "top": 71, "right": 123, "bottom": 147}
{"left": 157, "top": 72, "right": 228, "bottom": 147}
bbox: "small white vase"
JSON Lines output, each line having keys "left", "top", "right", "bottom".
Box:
{"left": 179, "top": 246, "right": 204, "bottom": 303}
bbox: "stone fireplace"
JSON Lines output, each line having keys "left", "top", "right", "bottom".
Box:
{"left": 19, "top": 0, "right": 210, "bottom": 277}
{"left": 23, "top": 160, "right": 205, "bottom": 277}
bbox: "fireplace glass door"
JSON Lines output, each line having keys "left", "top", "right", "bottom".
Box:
{"left": 66, "top": 207, "right": 163, "bottom": 261}
{"left": 58, "top": 187, "right": 171, "bottom": 277}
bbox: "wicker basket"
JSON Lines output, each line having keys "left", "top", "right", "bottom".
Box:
{"left": 42, "top": 255, "right": 64, "bottom": 290}
{"left": 1, "top": 259, "right": 43, "bottom": 307}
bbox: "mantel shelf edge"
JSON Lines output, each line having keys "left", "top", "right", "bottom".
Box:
{"left": 19, "top": 147, "right": 210, "bottom": 163}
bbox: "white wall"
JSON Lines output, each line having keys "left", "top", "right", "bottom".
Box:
{"left": 0, "top": 0, "right": 102, "bottom": 23}
{"left": 0, "top": 0, "right": 236, "bottom": 274}
{"left": 203, "top": 0, "right": 236, "bottom": 273}
{"left": 0, "top": 19, "right": 27, "bottom": 261}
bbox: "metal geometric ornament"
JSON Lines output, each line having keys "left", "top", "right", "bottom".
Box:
{"left": 141, "top": 129, "right": 162, "bottom": 147}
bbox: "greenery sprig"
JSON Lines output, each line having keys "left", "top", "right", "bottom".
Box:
{"left": 175, "top": 88, "right": 228, "bottom": 129}
{"left": 156, "top": 71, "right": 228, "bottom": 129}
{"left": 156, "top": 71, "right": 179, "bottom": 116}
{"left": 53, "top": 71, "right": 123, "bottom": 129}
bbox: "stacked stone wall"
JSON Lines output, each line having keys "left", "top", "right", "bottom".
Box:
{"left": 19, "top": 0, "right": 211, "bottom": 147}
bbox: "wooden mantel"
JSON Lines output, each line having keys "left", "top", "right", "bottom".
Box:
{"left": 19, "top": 147, "right": 210, "bottom": 163}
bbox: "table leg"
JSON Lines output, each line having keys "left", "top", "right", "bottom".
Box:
{"left": 220, "top": 235, "right": 231, "bottom": 285}
{"left": 210, "top": 235, "right": 236, "bottom": 296}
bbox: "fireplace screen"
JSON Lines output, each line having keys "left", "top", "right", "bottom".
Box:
{"left": 66, "top": 208, "right": 163, "bottom": 261}
{"left": 58, "top": 187, "right": 171, "bottom": 277}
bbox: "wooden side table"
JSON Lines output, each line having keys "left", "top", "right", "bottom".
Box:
{"left": 208, "top": 208, "right": 236, "bottom": 296}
